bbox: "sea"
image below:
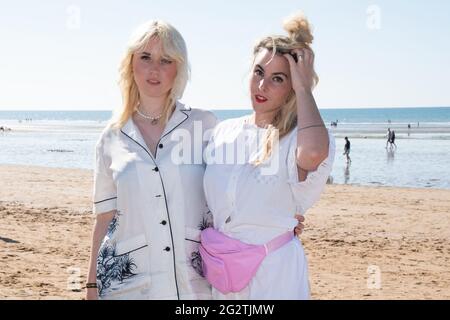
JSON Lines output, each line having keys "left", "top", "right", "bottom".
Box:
{"left": 1, "top": 107, "right": 450, "bottom": 189}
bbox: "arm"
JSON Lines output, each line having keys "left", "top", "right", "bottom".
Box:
{"left": 88, "top": 133, "right": 118, "bottom": 299}
{"left": 284, "top": 49, "right": 329, "bottom": 182}
{"left": 86, "top": 211, "right": 115, "bottom": 300}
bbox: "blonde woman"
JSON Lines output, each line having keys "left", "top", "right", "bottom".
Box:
{"left": 85, "top": 21, "right": 217, "bottom": 300}
{"left": 202, "top": 13, "right": 336, "bottom": 299}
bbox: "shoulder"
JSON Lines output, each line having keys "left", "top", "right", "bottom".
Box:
{"left": 182, "top": 104, "right": 218, "bottom": 131}
{"left": 186, "top": 107, "right": 217, "bottom": 123}
{"left": 96, "top": 121, "right": 120, "bottom": 149}
{"left": 215, "top": 115, "right": 248, "bottom": 132}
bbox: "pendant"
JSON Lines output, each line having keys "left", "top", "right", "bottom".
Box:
{"left": 151, "top": 119, "right": 158, "bottom": 125}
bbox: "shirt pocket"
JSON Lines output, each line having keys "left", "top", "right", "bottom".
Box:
{"left": 97, "top": 233, "right": 151, "bottom": 299}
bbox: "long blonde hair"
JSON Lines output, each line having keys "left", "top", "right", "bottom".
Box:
{"left": 112, "top": 20, "right": 190, "bottom": 129}
{"left": 253, "top": 12, "right": 318, "bottom": 165}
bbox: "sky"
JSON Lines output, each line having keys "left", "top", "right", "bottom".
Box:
{"left": 0, "top": 0, "right": 449, "bottom": 111}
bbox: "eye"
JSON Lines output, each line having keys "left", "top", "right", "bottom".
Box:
{"left": 161, "top": 58, "right": 173, "bottom": 65}
{"left": 254, "top": 69, "right": 264, "bottom": 77}
{"left": 272, "top": 76, "right": 284, "bottom": 83}
{"left": 140, "top": 55, "right": 150, "bottom": 61}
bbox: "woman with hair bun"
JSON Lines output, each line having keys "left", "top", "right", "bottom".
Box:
{"left": 202, "top": 12, "right": 336, "bottom": 299}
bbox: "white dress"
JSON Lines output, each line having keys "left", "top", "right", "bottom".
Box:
{"left": 93, "top": 101, "right": 216, "bottom": 299}
{"left": 203, "top": 116, "right": 336, "bottom": 300}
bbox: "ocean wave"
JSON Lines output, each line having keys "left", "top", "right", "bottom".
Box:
{"left": 47, "top": 149, "right": 74, "bottom": 153}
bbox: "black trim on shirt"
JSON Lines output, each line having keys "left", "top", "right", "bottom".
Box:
{"left": 185, "top": 238, "right": 201, "bottom": 244}
{"left": 113, "top": 245, "right": 149, "bottom": 258}
{"left": 94, "top": 197, "right": 117, "bottom": 205}
{"left": 154, "top": 109, "right": 190, "bottom": 158}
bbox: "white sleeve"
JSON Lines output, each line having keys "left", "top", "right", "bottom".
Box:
{"left": 286, "top": 130, "right": 336, "bottom": 214}
{"left": 92, "top": 136, "right": 117, "bottom": 214}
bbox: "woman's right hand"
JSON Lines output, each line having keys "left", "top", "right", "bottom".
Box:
{"left": 85, "top": 288, "right": 99, "bottom": 300}
{"left": 294, "top": 214, "right": 305, "bottom": 236}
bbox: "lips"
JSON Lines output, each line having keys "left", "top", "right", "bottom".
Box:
{"left": 254, "top": 94, "right": 268, "bottom": 103}
{"left": 147, "top": 79, "right": 161, "bottom": 85}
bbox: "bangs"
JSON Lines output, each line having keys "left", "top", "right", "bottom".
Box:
{"left": 131, "top": 29, "right": 184, "bottom": 65}
{"left": 160, "top": 35, "right": 185, "bottom": 64}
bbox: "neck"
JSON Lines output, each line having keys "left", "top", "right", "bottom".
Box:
{"left": 138, "top": 94, "right": 167, "bottom": 116}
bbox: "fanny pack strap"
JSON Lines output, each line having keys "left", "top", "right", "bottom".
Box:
{"left": 263, "top": 231, "right": 295, "bottom": 254}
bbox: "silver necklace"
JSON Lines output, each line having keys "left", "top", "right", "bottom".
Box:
{"left": 136, "top": 107, "right": 163, "bottom": 125}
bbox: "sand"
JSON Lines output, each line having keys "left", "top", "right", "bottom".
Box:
{"left": 1, "top": 164, "right": 449, "bottom": 300}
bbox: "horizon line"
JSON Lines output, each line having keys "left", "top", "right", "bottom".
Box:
{"left": 1, "top": 105, "right": 450, "bottom": 112}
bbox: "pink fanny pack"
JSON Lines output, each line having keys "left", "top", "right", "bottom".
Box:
{"left": 199, "top": 227, "right": 294, "bottom": 294}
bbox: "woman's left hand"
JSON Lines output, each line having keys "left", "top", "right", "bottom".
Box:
{"left": 284, "top": 48, "right": 315, "bottom": 93}
{"left": 294, "top": 214, "right": 305, "bottom": 236}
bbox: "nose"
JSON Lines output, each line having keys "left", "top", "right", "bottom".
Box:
{"left": 258, "top": 78, "right": 267, "bottom": 91}
{"left": 147, "top": 60, "right": 160, "bottom": 73}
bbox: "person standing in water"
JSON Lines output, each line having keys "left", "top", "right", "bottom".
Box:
{"left": 343, "top": 137, "right": 351, "bottom": 163}
{"left": 385, "top": 128, "right": 391, "bottom": 149}
{"left": 390, "top": 130, "right": 397, "bottom": 149}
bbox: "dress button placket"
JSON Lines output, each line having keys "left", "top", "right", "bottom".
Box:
{"left": 231, "top": 169, "right": 239, "bottom": 208}
{"left": 225, "top": 166, "right": 240, "bottom": 229}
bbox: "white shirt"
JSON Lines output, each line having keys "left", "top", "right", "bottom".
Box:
{"left": 93, "top": 101, "right": 216, "bottom": 300}
{"left": 203, "top": 116, "right": 336, "bottom": 299}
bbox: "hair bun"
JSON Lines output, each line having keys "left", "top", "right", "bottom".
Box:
{"left": 283, "top": 12, "right": 314, "bottom": 45}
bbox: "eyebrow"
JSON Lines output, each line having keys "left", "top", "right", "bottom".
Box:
{"left": 255, "top": 64, "right": 288, "bottom": 78}
{"left": 140, "top": 52, "right": 172, "bottom": 60}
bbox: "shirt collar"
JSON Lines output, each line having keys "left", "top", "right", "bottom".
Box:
{"left": 120, "top": 101, "right": 191, "bottom": 155}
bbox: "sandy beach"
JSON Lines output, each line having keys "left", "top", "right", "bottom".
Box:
{"left": 1, "top": 164, "right": 449, "bottom": 300}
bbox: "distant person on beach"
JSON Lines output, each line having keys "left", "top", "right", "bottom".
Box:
{"left": 390, "top": 130, "right": 397, "bottom": 149}
{"left": 386, "top": 128, "right": 397, "bottom": 149}
{"left": 343, "top": 137, "right": 351, "bottom": 163}
{"left": 385, "top": 128, "right": 391, "bottom": 149}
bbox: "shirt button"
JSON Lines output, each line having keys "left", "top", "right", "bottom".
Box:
{"left": 164, "top": 246, "right": 171, "bottom": 252}
{"left": 153, "top": 167, "right": 159, "bottom": 172}
{"left": 158, "top": 143, "right": 164, "bottom": 149}
{"left": 160, "top": 220, "right": 167, "bottom": 225}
